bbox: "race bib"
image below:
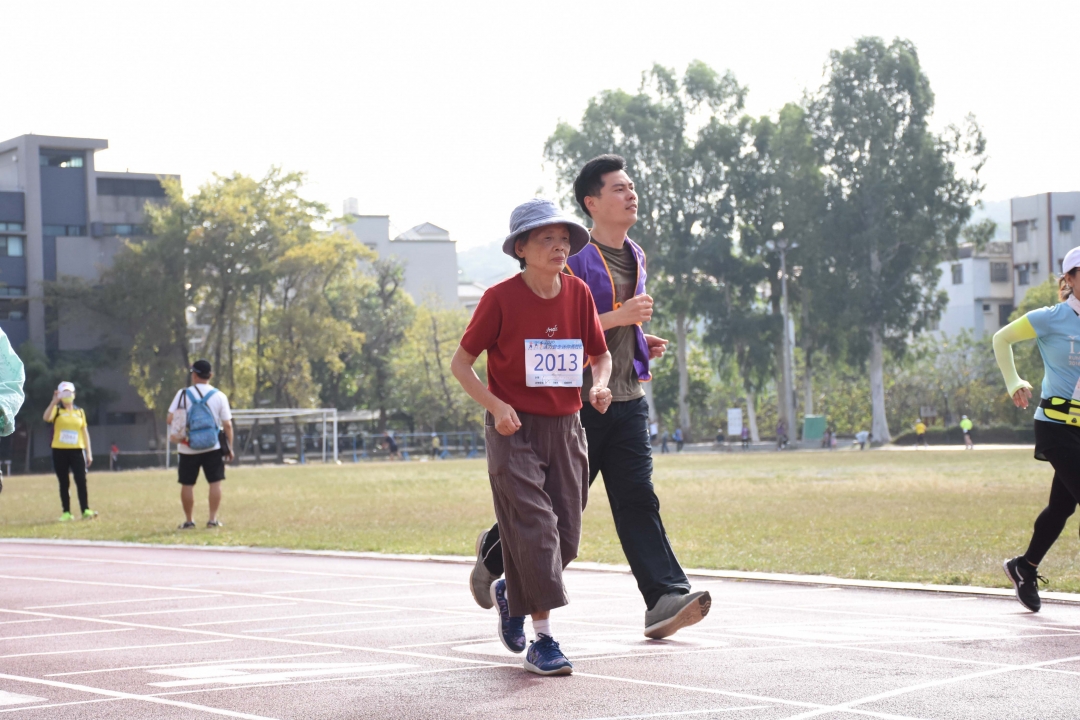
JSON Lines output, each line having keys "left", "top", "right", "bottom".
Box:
{"left": 59, "top": 430, "right": 79, "bottom": 446}
{"left": 525, "top": 339, "right": 584, "bottom": 388}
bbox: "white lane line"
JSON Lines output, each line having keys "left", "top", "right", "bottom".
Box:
{"left": 0, "top": 639, "right": 232, "bottom": 660}
{"left": 0, "top": 551, "right": 462, "bottom": 585}
{"left": 390, "top": 636, "right": 494, "bottom": 649}
{"left": 0, "top": 574, "right": 484, "bottom": 619}
{"left": 0, "top": 619, "right": 49, "bottom": 626}
{"left": 778, "top": 651, "right": 1080, "bottom": 719}
{"left": 102, "top": 603, "right": 295, "bottom": 618}
{"left": 284, "top": 618, "right": 489, "bottom": 637}
{"left": 0, "top": 691, "right": 47, "bottom": 706}
{"left": 0, "top": 697, "right": 120, "bottom": 714}
{"left": 0, "top": 607, "right": 511, "bottom": 668}
{"left": 242, "top": 620, "right": 394, "bottom": 634}
{"left": 263, "top": 582, "right": 438, "bottom": 595}
{"left": 0, "top": 672, "right": 280, "bottom": 720}
{"left": 0, "top": 628, "right": 131, "bottom": 641}
{"left": 46, "top": 651, "right": 345, "bottom": 677}
{"left": 27, "top": 595, "right": 223, "bottom": 610}
{"left": 575, "top": 707, "right": 773, "bottom": 720}
{"left": 183, "top": 609, "right": 393, "bottom": 627}
{"left": 345, "top": 592, "right": 463, "bottom": 603}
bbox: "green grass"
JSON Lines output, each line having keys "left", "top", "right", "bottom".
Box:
{"left": 1, "top": 449, "right": 1075, "bottom": 592}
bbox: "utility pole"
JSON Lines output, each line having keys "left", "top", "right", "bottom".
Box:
{"left": 777, "top": 238, "right": 797, "bottom": 446}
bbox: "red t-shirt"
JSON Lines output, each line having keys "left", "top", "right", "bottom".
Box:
{"left": 460, "top": 274, "right": 608, "bottom": 417}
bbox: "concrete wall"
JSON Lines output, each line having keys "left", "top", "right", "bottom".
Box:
{"left": 935, "top": 245, "right": 1014, "bottom": 339}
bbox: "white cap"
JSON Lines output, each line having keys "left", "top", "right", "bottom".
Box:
{"left": 57, "top": 381, "right": 75, "bottom": 394}
{"left": 1063, "top": 247, "right": 1080, "bottom": 275}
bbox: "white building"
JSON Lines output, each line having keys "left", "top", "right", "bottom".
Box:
{"left": 934, "top": 242, "right": 1014, "bottom": 338}
{"left": 342, "top": 210, "right": 458, "bottom": 308}
{"left": 1011, "top": 192, "right": 1080, "bottom": 306}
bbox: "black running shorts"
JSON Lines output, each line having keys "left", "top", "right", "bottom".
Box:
{"left": 177, "top": 449, "right": 226, "bottom": 486}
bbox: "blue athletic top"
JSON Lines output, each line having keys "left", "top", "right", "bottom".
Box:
{"left": 1027, "top": 302, "right": 1080, "bottom": 424}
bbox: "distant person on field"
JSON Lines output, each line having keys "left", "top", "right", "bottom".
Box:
{"left": 430, "top": 432, "right": 441, "bottom": 459}
{"left": 914, "top": 418, "right": 928, "bottom": 448}
{"left": 44, "top": 381, "right": 96, "bottom": 521}
{"left": 0, "top": 327, "right": 24, "bottom": 496}
{"left": 855, "top": 430, "right": 869, "bottom": 450}
{"left": 110, "top": 442, "right": 120, "bottom": 471}
{"left": 660, "top": 431, "right": 669, "bottom": 454}
{"left": 674, "top": 427, "right": 684, "bottom": 452}
{"left": 167, "top": 360, "right": 233, "bottom": 530}
{"left": 960, "top": 415, "right": 974, "bottom": 449}
{"left": 741, "top": 424, "right": 750, "bottom": 450}
{"left": 776, "top": 420, "right": 787, "bottom": 450}
{"left": 384, "top": 432, "right": 399, "bottom": 460}
{"left": 649, "top": 421, "right": 658, "bottom": 444}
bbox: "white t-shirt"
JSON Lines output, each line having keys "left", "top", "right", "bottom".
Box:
{"left": 168, "top": 384, "right": 233, "bottom": 455}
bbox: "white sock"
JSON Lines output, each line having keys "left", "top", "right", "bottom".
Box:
{"left": 532, "top": 617, "right": 551, "bottom": 639}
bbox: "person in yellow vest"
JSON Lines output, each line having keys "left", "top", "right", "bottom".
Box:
{"left": 43, "top": 381, "right": 96, "bottom": 521}
{"left": 914, "top": 419, "right": 928, "bottom": 448}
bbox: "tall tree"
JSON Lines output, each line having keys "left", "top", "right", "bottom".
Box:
{"left": 545, "top": 61, "right": 745, "bottom": 440}
{"left": 809, "top": 37, "right": 985, "bottom": 441}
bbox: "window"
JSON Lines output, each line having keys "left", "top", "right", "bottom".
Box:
{"left": 1015, "top": 222, "right": 1029, "bottom": 242}
{"left": 0, "top": 287, "right": 26, "bottom": 297}
{"left": 0, "top": 300, "right": 26, "bottom": 321}
{"left": 39, "top": 152, "right": 83, "bottom": 168}
{"left": 0, "top": 223, "right": 23, "bottom": 232}
{"left": 1032, "top": 262, "right": 1040, "bottom": 276}
{"left": 1018, "top": 265, "right": 1030, "bottom": 286}
{"left": 999, "top": 304, "right": 1014, "bottom": 327}
{"left": 1061, "top": 216, "right": 1075, "bottom": 233}
{"left": 96, "top": 178, "right": 166, "bottom": 198}
{"left": 102, "top": 224, "right": 147, "bottom": 236}
{"left": 42, "top": 225, "right": 86, "bottom": 236}
{"left": 0, "top": 236, "right": 23, "bottom": 257}
{"left": 951, "top": 264, "right": 963, "bottom": 284}
{"left": 983, "top": 303, "right": 992, "bottom": 313}
{"left": 991, "top": 262, "right": 1009, "bottom": 283}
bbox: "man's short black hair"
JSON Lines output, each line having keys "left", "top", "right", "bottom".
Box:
{"left": 574, "top": 154, "right": 627, "bottom": 219}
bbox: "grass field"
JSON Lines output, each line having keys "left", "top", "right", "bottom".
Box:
{"left": 2, "top": 448, "right": 1077, "bottom": 592}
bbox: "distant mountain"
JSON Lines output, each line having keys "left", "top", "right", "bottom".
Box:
{"left": 457, "top": 241, "right": 519, "bottom": 286}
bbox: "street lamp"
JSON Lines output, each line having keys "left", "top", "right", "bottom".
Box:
{"left": 767, "top": 224, "right": 797, "bottom": 446}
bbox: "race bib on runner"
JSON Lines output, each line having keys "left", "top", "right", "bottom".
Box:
{"left": 59, "top": 430, "right": 79, "bottom": 446}
{"left": 525, "top": 339, "right": 584, "bottom": 387}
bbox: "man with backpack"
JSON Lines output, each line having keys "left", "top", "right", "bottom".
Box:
{"left": 167, "top": 360, "right": 234, "bottom": 529}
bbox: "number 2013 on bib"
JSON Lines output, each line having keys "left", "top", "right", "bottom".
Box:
{"left": 525, "top": 339, "right": 584, "bottom": 388}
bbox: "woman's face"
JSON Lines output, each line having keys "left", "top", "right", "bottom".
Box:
{"left": 516, "top": 224, "right": 571, "bottom": 274}
{"left": 61, "top": 391, "right": 75, "bottom": 406}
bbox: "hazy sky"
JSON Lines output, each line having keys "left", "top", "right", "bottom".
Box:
{"left": 4, "top": 1, "right": 1075, "bottom": 249}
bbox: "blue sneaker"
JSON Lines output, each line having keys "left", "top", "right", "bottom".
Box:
{"left": 524, "top": 635, "right": 573, "bottom": 676}
{"left": 489, "top": 579, "right": 526, "bottom": 653}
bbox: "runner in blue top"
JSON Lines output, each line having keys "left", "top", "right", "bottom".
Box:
{"left": 994, "top": 246, "right": 1080, "bottom": 612}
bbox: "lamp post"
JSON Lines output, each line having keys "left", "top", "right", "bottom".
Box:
{"left": 769, "top": 226, "right": 797, "bottom": 446}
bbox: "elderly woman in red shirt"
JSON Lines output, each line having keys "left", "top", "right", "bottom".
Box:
{"left": 452, "top": 198, "right": 611, "bottom": 676}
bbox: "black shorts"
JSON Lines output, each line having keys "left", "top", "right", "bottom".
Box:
{"left": 177, "top": 449, "right": 226, "bottom": 485}
{"left": 1034, "top": 418, "right": 1080, "bottom": 463}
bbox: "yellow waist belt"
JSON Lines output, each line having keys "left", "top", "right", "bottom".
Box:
{"left": 1040, "top": 397, "right": 1080, "bottom": 426}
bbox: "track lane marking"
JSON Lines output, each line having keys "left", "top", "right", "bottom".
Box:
{"left": 101, "top": 603, "right": 295, "bottom": 618}
{"left": 26, "top": 595, "right": 224, "bottom": 610}
{"left": 183, "top": 609, "right": 393, "bottom": 627}
{"left": 0, "top": 672, "right": 280, "bottom": 720}
{"left": 262, "top": 582, "right": 438, "bottom": 595}
{"left": 574, "top": 707, "right": 774, "bottom": 719}
{"left": 0, "top": 628, "right": 131, "bottom": 641}
{"left": 0, "top": 639, "right": 232, "bottom": 660}
{"left": 45, "top": 651, "right": 344, "bottom": 677}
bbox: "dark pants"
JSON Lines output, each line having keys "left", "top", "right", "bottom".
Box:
{"left": 1025, "top": 420, "right": 1080, "bottom": 564}
{"left": 482, "top": 396, "right": 690, "bottom": 609}
{"left": 54, "top": 448, "right": 88, "bottom": 514}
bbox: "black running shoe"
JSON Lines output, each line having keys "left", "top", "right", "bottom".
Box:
{"left": 1003, "top": 557, "right": 1046, "bottom": 612}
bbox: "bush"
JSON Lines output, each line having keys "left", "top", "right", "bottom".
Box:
{"left": 892, "top": 424, "right": 1034, "bottom": 446}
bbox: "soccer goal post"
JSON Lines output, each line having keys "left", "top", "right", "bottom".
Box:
{"left": 165, "top": 408, "right": 338, "bottom": 468}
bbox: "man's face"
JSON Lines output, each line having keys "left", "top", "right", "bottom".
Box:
{"left": 585, "top": 169, "right": 638, "bottom": 226}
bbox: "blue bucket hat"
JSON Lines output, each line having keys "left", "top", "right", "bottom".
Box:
{"left": 503, "top": 198, "right": 590, "bottom": 260}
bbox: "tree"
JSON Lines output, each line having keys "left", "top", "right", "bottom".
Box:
{"left": 545, "top": 61, "right": 745, "bottom": 440}
{"left": 809, "top": 37, "right": 986, "bottom": 441}
{"left": 393, "top": 305, "right": 484, "bottom": 431}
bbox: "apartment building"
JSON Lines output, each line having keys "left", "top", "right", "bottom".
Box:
{"left": 1011, "top": 192, "right": 1080, "bottom": 306}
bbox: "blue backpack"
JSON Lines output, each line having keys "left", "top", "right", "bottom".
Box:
{"left": 185, "top": 387, "right": 220, "bottom": 450}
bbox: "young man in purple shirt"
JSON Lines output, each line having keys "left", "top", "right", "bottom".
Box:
{"left": 470, "top": 155, "right": 711, "bottom": 638}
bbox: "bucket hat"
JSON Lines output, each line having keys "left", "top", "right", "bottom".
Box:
{"left": 57, "top": 381, "right": 75, "bottom": 394}
{"left": 503, "top": 199, "right": 590, "bottom": 259}
{"left": 1063, "top": 247, "right": 1080, "bottom": 275}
